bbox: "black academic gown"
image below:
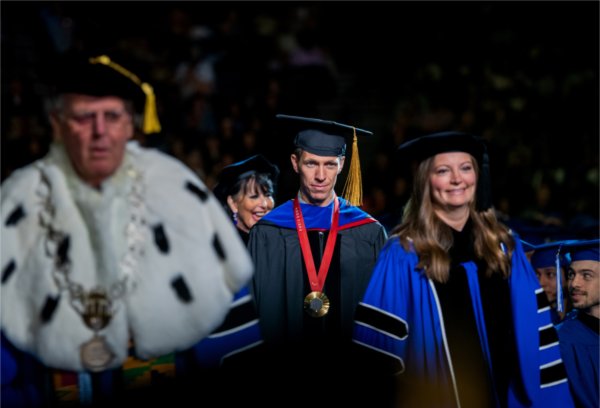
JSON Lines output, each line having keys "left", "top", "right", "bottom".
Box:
{"left": 433, "top": 219, "right": 513, "bottom": 408}
{"left": 247, "top": 197, "right": 386, "bottom": 404}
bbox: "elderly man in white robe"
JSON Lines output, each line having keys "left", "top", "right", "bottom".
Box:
{"left": 1, "top": 53, "right": 252, "bottom": 406}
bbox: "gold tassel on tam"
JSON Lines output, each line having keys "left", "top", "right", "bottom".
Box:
{"left": 89, "top": 55, "right": 162, "bottom": 134}
{"left": 341, "top": 128, "right": 363, "bottom": 206}
{"left": 140, "top": 83, "right": 161, "bottom": 134}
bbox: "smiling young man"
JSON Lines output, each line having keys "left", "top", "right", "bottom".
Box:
{"left": 557, "top": 239, "right": 600, "bottom": 408}
{"left": 247, "top": 114, "right": 387, "bottom": 404}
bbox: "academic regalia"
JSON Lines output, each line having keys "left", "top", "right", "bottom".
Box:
{"left": 353, "top": 234, "right": 575, "bottom": 408}
{"left": 557, "top": 311, "right": 599, "bottom": 408}
{"left": 184, "top": 281, "right": 265, "bottom": 406}
{"left": 1, "top": 142, "right": 253, "bottom": 406}
{"left": 431, "top": 220, "right": 511, "bottom": 408}
{"left": 248, "top": 196, "right": 386, "bottom": 403}
{"left": 527, "top": 239, "right": 575, "bottom": 324}
{"left": 173, "top": 155, "right": 279, "bottom": 405}
{"left": 250, "top": 197, "right": 386, "bottom": 344}
{"left": 250, "top": 114, "right": 385, "bottom": 348}
{"left": 556, "top": 239, "right": 600, "bottom": 408}
{"left": 246, "top": 114, "right": 386, "bottom": 405}
{"left": 191, "top": 154, "right": 280, "bottom": 369}
{"left": 188, "top": 228, "right": 264, "bottom": 372}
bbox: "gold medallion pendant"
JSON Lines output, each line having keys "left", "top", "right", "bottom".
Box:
{"left": 80, "top": 290, "right": 115, "bottom": 371}
{"left": 303, "top": 291, "right": 330, "bottom": 318}
{"left": 80, "top": 335, "right": 115, "bottom": 372}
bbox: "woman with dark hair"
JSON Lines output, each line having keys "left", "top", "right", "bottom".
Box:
{"left": 353, "top": 132, "right": 575, "bottom": 407}
{"left": 184, "top": 155, "right": 279, "bottom": 402}
{"left": 213, "top": 155, "right": 280, "bottom": 244}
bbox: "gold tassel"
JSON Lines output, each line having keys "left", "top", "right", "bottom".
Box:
{"left": 89, "top": 55, "right": 161, "bottom": 134}
{"left": 341, "top": 128, "right": 362, "bottom": 206}
{"left": 140, "top": 83, "right": 161, "bottom": 134}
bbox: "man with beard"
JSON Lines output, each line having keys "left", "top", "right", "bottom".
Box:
{"left": 558, "top": 239, "right": 600, "bottom": 408}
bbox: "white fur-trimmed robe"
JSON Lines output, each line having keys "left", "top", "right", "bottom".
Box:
{"left": 1, "top": 142, "right": 253, "bottom": 372}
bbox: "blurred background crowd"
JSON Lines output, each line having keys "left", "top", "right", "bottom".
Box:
{"left": 2, "top": 1, "right": 598, "bottom": 240}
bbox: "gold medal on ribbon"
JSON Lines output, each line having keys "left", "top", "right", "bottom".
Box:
{"left": 304, "top": 291, "right": 330, "bottom": 318}
{"left": 80, "top": 335, "right": 115, "bottom": 372}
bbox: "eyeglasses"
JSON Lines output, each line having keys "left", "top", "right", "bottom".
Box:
{"left": 63, "top": 109, "right": 130, "bottom": 128}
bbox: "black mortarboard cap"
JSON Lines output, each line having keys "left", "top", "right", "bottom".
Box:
{"left": 397, "top": 131, "right": 492, "bottom": 211}
{"left": 277, "top": 114, "right": 372, "bottom": 156}
{"left": 213, "top": 154, "right": 280, "bottom": 203}
{"left": 276, "top": 114, "right": 373, "bottom": 206}
{"left": 51, "top": 53, "right": 161, "bottom": 134}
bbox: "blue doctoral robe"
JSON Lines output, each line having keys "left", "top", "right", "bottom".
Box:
{"left": 190, "top": 226, "right": 264, "bottom": 369}
{"left": 557, "top": 311, "right": 599, "bottom": 408}
{"left": 190, "top": 286, "right": 263, "bottom": 368}
{"left": 353, "top": 235, "right": 575, "bottom": 408}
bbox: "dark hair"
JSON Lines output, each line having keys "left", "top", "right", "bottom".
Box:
{"left": 222, "top": 172, "right": 275, "bottom": 216}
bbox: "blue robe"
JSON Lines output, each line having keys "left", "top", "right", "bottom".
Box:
{"left": 190, "top": 286, "right": 263, "bottom": 368}
{"left": 190, "top": 227, "right": 264, "bottom": 369}
{"left": 557, "top": 311, "right": 599, "bottom": 408}
{"left": 353, "top": 235, "right": 575, "bottom": 407}
{"left": 261, "top": 196, "right": 380, "bottom": 230}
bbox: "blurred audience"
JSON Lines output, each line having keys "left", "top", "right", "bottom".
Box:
{"left": 2, "top": 3, "right": 597, "bottom": 243}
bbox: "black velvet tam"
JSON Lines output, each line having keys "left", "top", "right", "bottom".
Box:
{"left": 48, "top": 52, "right": 146, "bottom": 111}
{"left": 397, "top": 131, "right": 486, "bottom": 166}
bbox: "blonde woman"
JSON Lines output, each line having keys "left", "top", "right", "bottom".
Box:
{"left": 353, "top": 131, "right": 574, "bottom": 407}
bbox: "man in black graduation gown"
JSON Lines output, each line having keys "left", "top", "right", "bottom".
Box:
{"left": 248, "top": 114, "right": 387, "bottom": 404}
